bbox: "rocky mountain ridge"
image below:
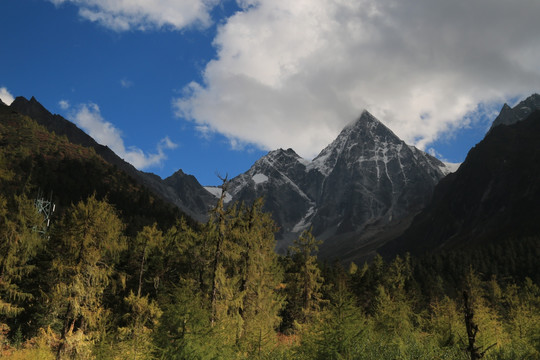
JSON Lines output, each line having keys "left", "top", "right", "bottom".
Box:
{"left": 382, "top": 93, "right": 540, "bottom": 257}
{"left": 217, "top": 110, "right": 453, "bottom": 257}
{"left": 490, "top": 93, "right": 540, "bottom": 129}
{"left": 9, "top": 96, "right": 215, "bottom": 221}
{"left": 8, "top": 92, "right": 540, "bottom": 263}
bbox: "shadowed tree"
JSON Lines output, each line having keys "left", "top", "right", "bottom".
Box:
{"left": 283, "top": 229, "right": 325, "bottom": 330}
{"left": 0, "top": 195, "right": 44, "bottom": 325}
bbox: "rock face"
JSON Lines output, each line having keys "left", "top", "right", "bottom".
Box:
{"left": 9, "top": 96, "right": 215, "bottom": 221}
{"left": 490, "top": 93, "right": 540, "bottom": 129}
{"left": 307, "top": 111, "right": 446, "bottom": 237}
{"left": 225, "top": 148, "right": 315, "bottom": 240}
{"left": 383, "top": 107, "right": 540, "bottom": 257}
{"left": 220, "top": 111, "right": 450, "bottom": 258}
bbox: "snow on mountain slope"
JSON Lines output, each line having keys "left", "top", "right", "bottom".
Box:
{"left": 226, "top": 111, "right": 450, "bottom": 255}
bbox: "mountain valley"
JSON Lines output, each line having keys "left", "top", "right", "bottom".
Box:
{"left": 3, "top": 93, "right": 540, "bottom": 263}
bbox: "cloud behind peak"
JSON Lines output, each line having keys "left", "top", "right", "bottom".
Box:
{"left": 176, "top": 0, "right": 540, "bottom": 158}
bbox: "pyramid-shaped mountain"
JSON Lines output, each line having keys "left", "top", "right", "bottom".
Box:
{"left": 221, "top": 111, "right": 451, "bottom": 258}
{"left": 7, "top": 95, "right": 458, "bottom": 261}
{"left": 383, "top": 95, "right": 540, "bottom": 257}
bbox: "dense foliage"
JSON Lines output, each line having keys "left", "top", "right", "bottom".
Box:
{"left": 1, "top": 189, "right": 538, "bottom": 359}
{"left": 1, "top": 107, "right": 539, "bottom": 359}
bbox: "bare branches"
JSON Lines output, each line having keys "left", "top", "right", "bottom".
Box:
{"left": 463, "top": 290, "right": 496, "bottom": 360}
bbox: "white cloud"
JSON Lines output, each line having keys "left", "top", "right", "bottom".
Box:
{"left": 70, "top": 103, "right": 177, "bottom": 169}
{"left": 159, "top": 136, "right": 178, "bottom": 151}
{"left": 175, "top": 0, "right": 540, "bottom": 159}
{"left": 59, "top": 100, "right": 70, "bottom": 110}
{"left": 0, "top": 87, "right": 14, "bottom": 105}
{"left": 49, "top": 0, "right": 220, "bottom": 31}
{"left": 120, "top": 78, "right": 133, "bottom": 88}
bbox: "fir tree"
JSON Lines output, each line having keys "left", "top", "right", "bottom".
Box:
{"left": 284, "top": 229, "right": 325, "bottom": 329}
{"left": 235, "top": 198, "right": 284, "bottom": 355}
{"left": 133, "top": 223, "right": 163, "bottom": 297}
{"left": 50, "top": 195, "right": 126, "bottom": 359}
{"left": 0, "top": 195, "right": 45, "bottom": 324}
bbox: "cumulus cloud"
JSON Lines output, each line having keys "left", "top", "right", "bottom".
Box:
{"left": 175, "top": 0, "right": 540, "bottom": 159}
{"left": 59, "top": 100, "right": 70, "bottom": 110}
{"left": 71, "top": 103, "right": 177, "bottom": 169}
{"left": 49, "top": 0, "right": 219, "bottom": 31}
{"left": 0, "top": 87, "right": 14, "bottom": 105}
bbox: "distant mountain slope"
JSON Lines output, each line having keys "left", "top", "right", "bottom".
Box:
{"left": 10, "top": 96, "right": 215, "bottom": 221}
{"left": 217, "top": 111, "right": 451, "bottom": 259}
{"left": 0, "top": 100, "right": 186, "bottom": 233}
{"left": 383, "top": 108, "right": 540, "bottom": 256}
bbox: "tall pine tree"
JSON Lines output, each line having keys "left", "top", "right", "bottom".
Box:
{"left": 50, "top": 195, "right": 125, "bottom": 359}
{"left": 0, "top": 195, "right": 45, "bottom": 325}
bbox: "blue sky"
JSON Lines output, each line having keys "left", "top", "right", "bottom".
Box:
{"left": 1, "top": 0, "right": 539, "bottom": 186}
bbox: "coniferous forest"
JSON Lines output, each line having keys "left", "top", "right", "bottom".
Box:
{"left": 1, "top": 108, "right": 540, "bottom": 359}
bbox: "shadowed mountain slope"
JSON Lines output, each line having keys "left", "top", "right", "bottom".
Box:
{"left": 10, "top": 96, "right": 215, "bottom": 221}
{"left": 383, "top": 109, "right": 540, "bottom": 256}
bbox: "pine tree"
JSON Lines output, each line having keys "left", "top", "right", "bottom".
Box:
{"left": 284, "top": 229, "right": 325, "bottom": 329}
{"left": 206, "top": 181, "right": 231, "bottom": 329}
{"left": 503, "top": 278, "right": 540, "bottom": 357}
{"left": 172, "top": 192, "right": 286, "bottom": 355}
{"left": 155, "top": 280, "right": 236, "bottom": 360}
{"left": 133, "top": 223, "right": 163, "bottom": 297}
{"left": 50, "top": 195, "right": 126, "bottom": 359}
{"left": 235, "top": 198, "right": 284, "bottom": 355}
{"left": 115, "top": 291, "right": 162, "bottom": 360}
{"left": 428, "top": 296, "right": 462, "bottom": 349}
{"left": 317, "top": 269, "right": 366, "bottom": 359}
{"left": 0, "top": 195, "right": 45, "bottom": 324}
{"left": 372, "top": 255, "right": 415, "bottom": 339}
{"left": 461, "top": 268, "right": 501, "bottom": 360}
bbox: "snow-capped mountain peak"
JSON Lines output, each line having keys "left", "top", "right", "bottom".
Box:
{"left": 308, "top": 110, "right": 413, "bottom": 177}
{"left": 225, "top": 109, "right": 451, "bottom": 255}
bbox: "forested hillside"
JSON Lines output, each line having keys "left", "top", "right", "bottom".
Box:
{"left": 0, "top": 102, "right": 539, "bottom": 359}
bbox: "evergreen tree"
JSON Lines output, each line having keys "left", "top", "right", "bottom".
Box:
{"left": 283, "top": 229, "right": 325, "bottom": 330}
{"left": 235, "top": 198, "right": 284, "bottom": 355}
{"left": 50, "top": 195, "right": 126, "bottom": 359}
{"left": 502, "top": 278, "right": 540, "bottom": 357}
{"left": 0, "top": 195, "right": 45, "bottom": 326}
{"left": 461, "top": 268, "right": 503, "bottom": 359}
{"left": 133, "top": 223, "right": 164, "bottom": 297}
{"left": 155, "top": 280, "right": 236, "bottom": 360}
{"left": 311, "top": 269, "right": 366, "bottom": 359}
{"left": 206, "top": 182, "right": 232, "bottom": 329}
{"left": 427, "top": 296, "right": 462, "bottom": 349}
{"left": 115, "top": 291, "right": 162, "bottom": 360}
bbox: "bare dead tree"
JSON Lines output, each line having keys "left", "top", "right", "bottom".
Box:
{"left": 210, "top": 173, "right": 228, "bottom": 327}
{"left": 463, "top": 290, "right": 497, "bottom": 360}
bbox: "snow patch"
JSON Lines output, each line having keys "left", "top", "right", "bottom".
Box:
{"left": 252, "top": 173, "right": 269, "bottom": 184}
{"left": 204, "top": 186, "right": 233, "bottom": 203}
{"left": 441, "top": 162, "right": 461, "bottom": 175}
{"left": 292, "top": 206, "right": 316, "bottom": 233}
{"left": 204, "top": 186, "right": 221, "bottom": 198}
